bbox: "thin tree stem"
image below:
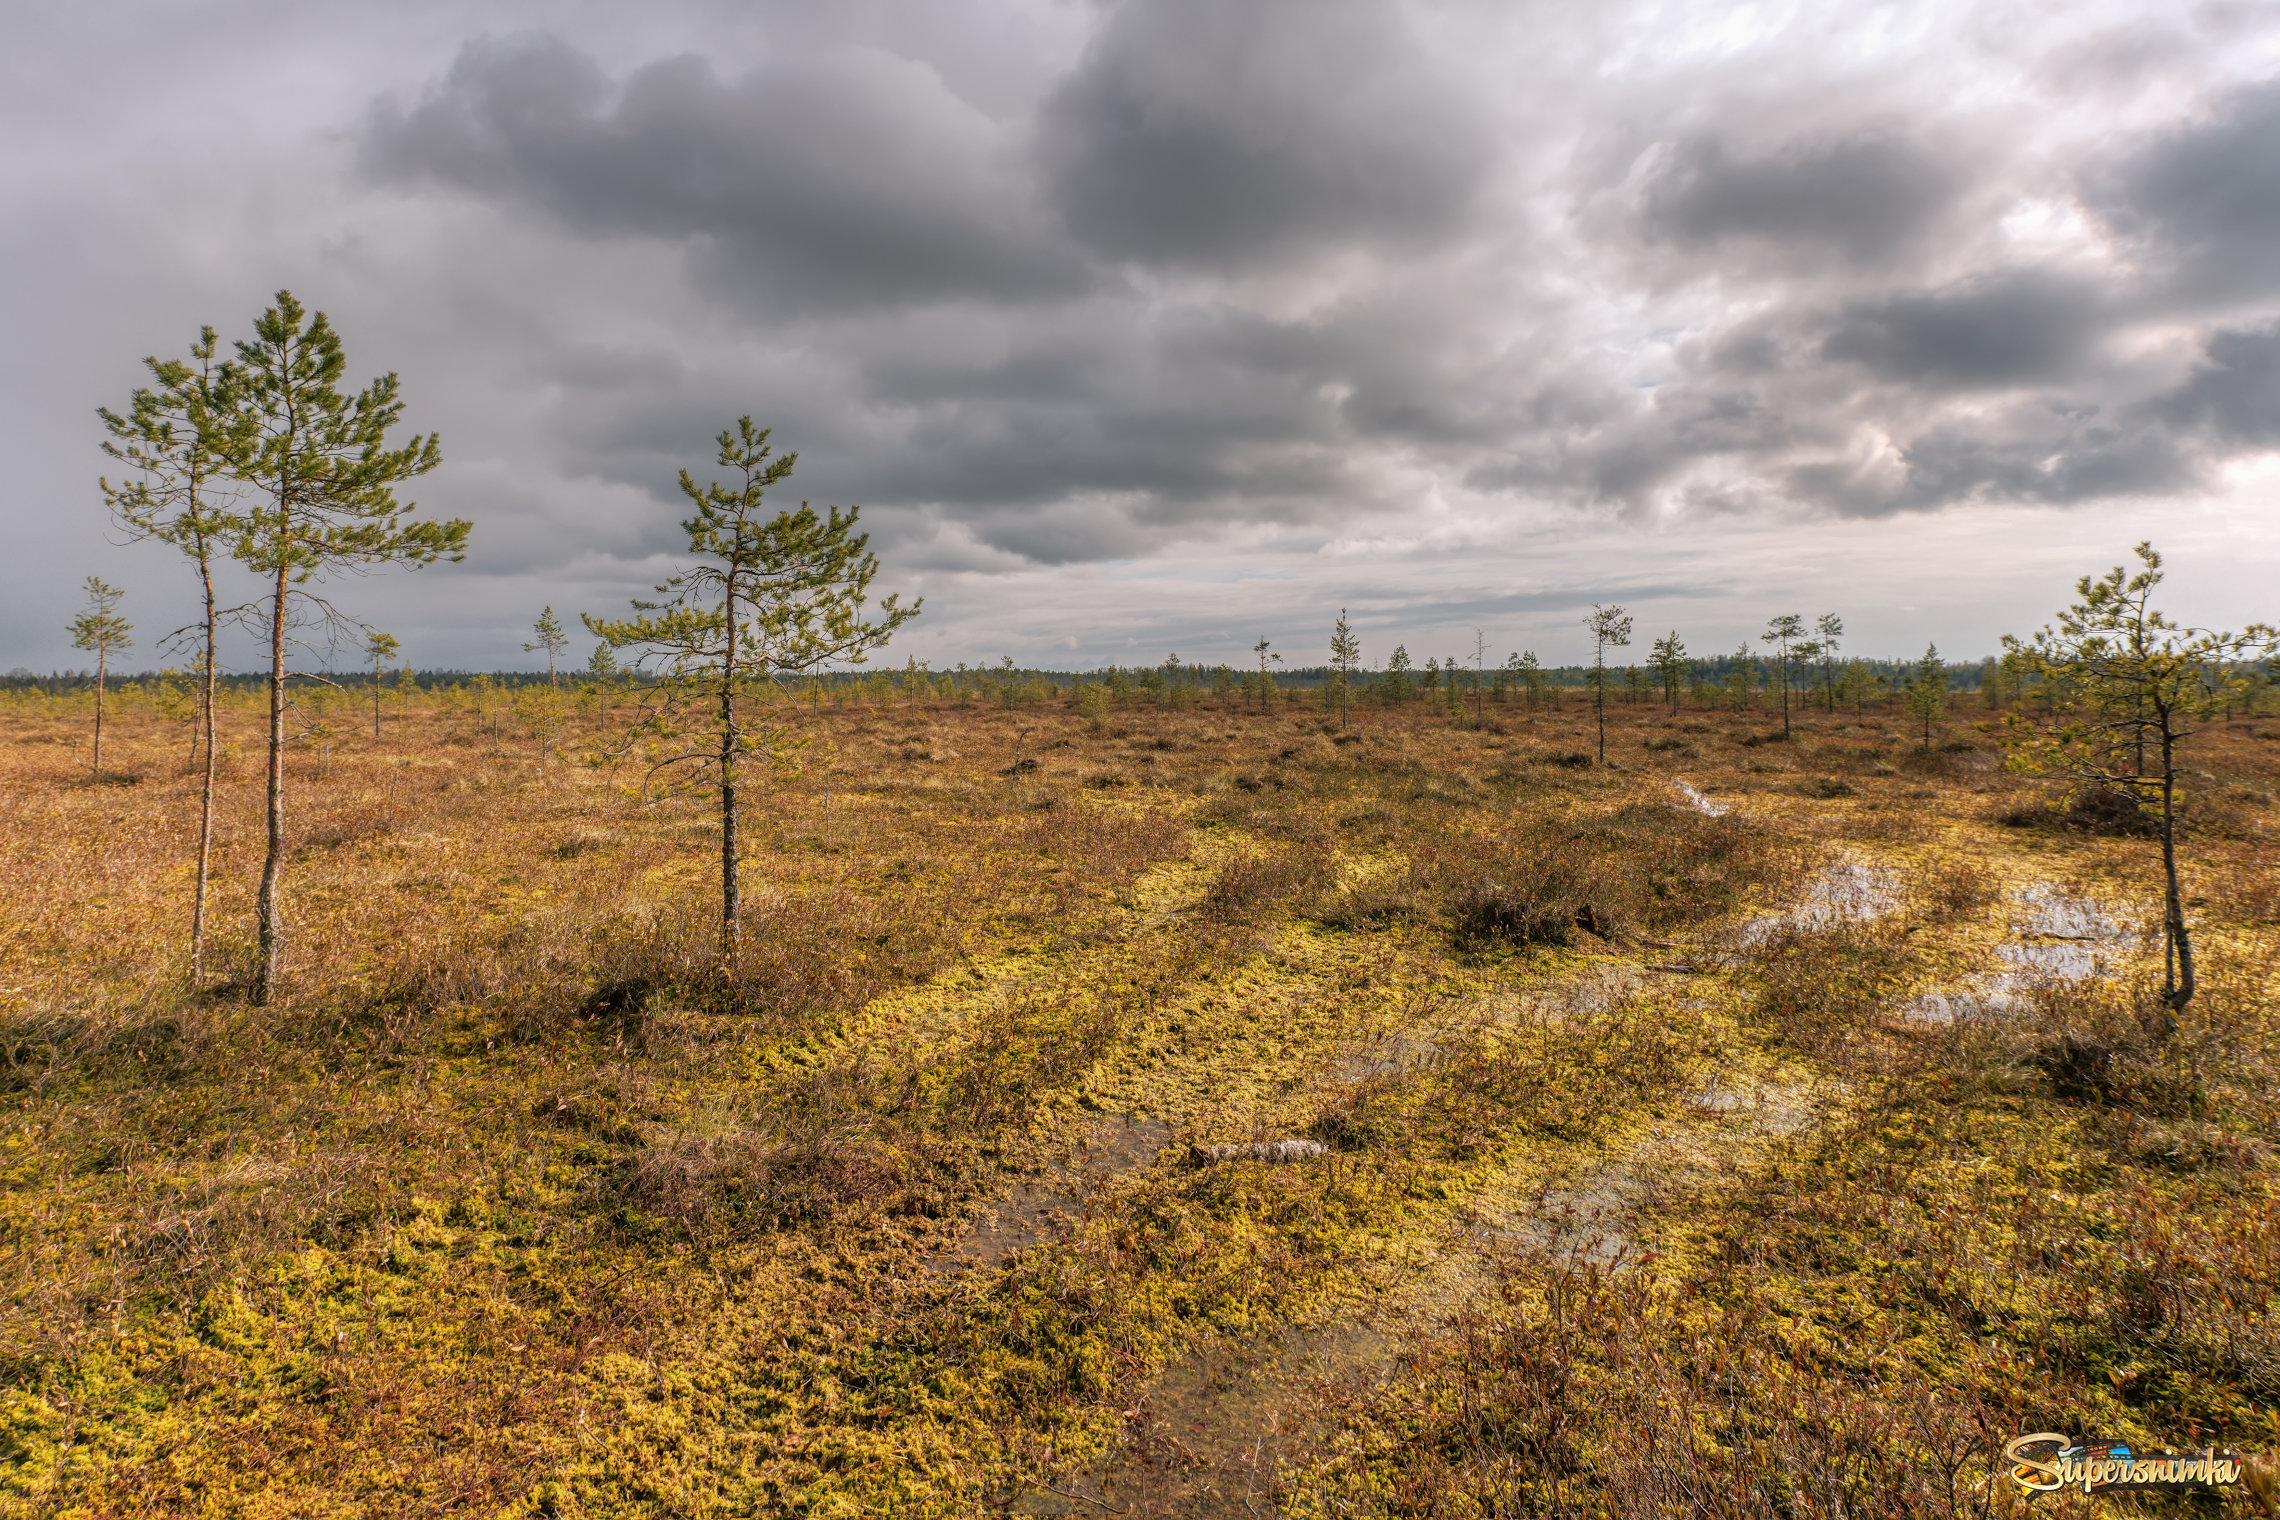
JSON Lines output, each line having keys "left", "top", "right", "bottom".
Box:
{"left": 193, "top": 557, "right": 217, "bottom": 986}
{"left": 256, "top": 556, "right": 289, "bottom": 1004}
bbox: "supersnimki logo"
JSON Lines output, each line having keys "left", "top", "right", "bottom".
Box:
{"left": 2002, "top": 1433, "right": 2246, "bottom": 1497}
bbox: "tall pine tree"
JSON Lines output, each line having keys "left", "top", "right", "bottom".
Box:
{"left": 222, "top": 291, "right": 467, "bottom": 1004}
{"left": 101, "top": 325, "right": 245, "bottom": 981}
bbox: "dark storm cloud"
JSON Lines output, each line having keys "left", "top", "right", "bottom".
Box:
{"left": 1892, "top": 411, "right": 2194, "bottom": 509}
{"left": 1639, "top": 132, "right": 1964, "bottom": 266}
{"left": 17, "top": 0, "right": 2280, "bottom": 673}
{"left": 362, "top": 32, "right": 1089, "bottom": 309}
{"left": 1820, "top": 271, "right": 2107, "bottom": 388}
{"left": 2093, "top": 78, "right": 2280, "bottom": 305}
{"left": 2151, "top": 321, "right": 2280, "bottom": 447}
{"left": 1036, "top": 0, "right": 1490, "bottom": 267}
{"left": 340, "top": 3, "right": 2280, "bottom": 566}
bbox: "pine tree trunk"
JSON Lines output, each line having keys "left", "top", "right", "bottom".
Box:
{"left": 1594, "top": 651, "right": 1606, "bottom": 764}
{"left": 255, "top": 559, "right": 289, "bottom": 1005}
{"left": 2159, "top": 724, "right": 2194, "bottom": 1018}
{"left": 719, "top": 679, "right": 738, "bottom": 963}
{"left": 720, "top": 572, "right": 740, "bottom": 964}
{"left": 93, "top": 651, "right": 106, "bottom": 776}
{"left": 193, "top": 562, "right": 218, "bottom": 985}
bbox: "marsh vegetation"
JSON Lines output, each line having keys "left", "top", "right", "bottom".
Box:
{"left": 0, "top": 669, "right": 2276, "bottom": 1517}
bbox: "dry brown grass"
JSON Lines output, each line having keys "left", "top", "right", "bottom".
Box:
{"left": 0, "top": 681, "right": 2273, "bottom": 1514}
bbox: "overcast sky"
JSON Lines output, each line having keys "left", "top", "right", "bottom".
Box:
{"left": 6, "top": 0, "right": 2278, "bottom": 674}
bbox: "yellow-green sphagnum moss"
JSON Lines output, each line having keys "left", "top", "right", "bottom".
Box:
{"left": 1, "top": 688, "right": 2273, "bottom": 1515}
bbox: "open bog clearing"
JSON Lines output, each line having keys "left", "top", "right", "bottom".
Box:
{"left": 2, "top": 690, "right": 2277, "bottom": 1517}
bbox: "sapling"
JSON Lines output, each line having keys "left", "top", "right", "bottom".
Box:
{"left": 1648, "top": 631, "right": 1688, "bottom": 716}
{"left": 1512, "top": 651, "right": 1543, "bottom": 713}
{"left": 1330, "top": 609, "right": 1360, "bottom": 730}
{"left": 67, "top": 577, "right": 132, "bottom": 777}
{"left": 1761, "top": 614, "right": 1804, "bottom": 738}
{"left": 586, "top": 417, "right": 916, "bottom": 961}
{"left": 1815, "top": 614, "right": 1844, "bottom": 712}
{"left": 2002, "top": 543, "right": 2276, "bottom": 1016}
{"left": 1582, "top": 604, "right": 1632, "bottom": 763}
{"left": 1904, "top": 644, "right": 1945, "bottom": 752}
{"left": 364, "top": 629, "right": 398, "bottom": 738}
{"left": 1251, "top": 638, "right": 1281, "bottom": 715}
{"left": 526, "top": 607, "right": 568, "bottom": 690}
{"left": 1383, "top": 644, "right": 1412, "bottom": 704}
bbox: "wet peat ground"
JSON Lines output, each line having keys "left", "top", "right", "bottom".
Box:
{"left": 5, "top": 695, "right": 2275, "bottom": 1517}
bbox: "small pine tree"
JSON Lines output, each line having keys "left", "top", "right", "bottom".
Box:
{"left": 1648, "top": 631, "right": 1688, "bottom": 715}
{"left": 1725, "top": 644, "right": 1753, "bottom": 709}
{"left": 1582, "top": 604, "right": 1632, "bottom": 763}
{"left": 68, "top": 577, "right": 133, "bottom": 776}
{"left": 1904, "top": 643, "right": 1946, "bottom": 751}
{"left": 526, "top": 606, "right": 568, "bottom": 690}
{"left": 1513, "top": 650, "right": 1543, "bottom": 713}
{"left": 1761, "top": 614, "right": 1805, "bottom": 738}
{"left": 1815, "top": 614, "right": 1844, "bottom": 711}
{"left": 1382, "top": 644, "right": 1413, "bottom": 704}
{"left": 1469, "top": 630, "right": 1488, "bottom": 725}
{"left": 586, "top": 418, "right": 915, "bottom": 961}
{"left": 100, "top": 322, "right": 243, "bottom": 982}
{"left": 1251, "top": 638, "right": 1281, "bottom": 714}
{"left": 2001, "top": 544, "right": 2276, "bottom": 1016}
{"left": 1330, "top": 609, "right": 1360, "bottom": 729}
{"left": 364, "top": 629, "right": 399, "bottom": 738}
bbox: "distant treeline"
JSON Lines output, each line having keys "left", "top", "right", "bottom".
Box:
{"left": 3, "top": 668, "right": 567, "bottom": 696}
{"left": 0, "top": 654, "right": 2058, "bottom": 693}
{"left": 12, "top": 650, "right": 2273, "bottom": 722}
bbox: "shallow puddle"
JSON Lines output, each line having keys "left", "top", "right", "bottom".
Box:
{"left": 1675, "top": 779, "right": 1730, "bottom": 816}
{"left": 1069, "top": 1055, "right": 1835, "bottom": 1514}
{"left": 2012, "top": 882, "right": 2117, "bottom": 941}
{"left": 1901, "top": 883, "right": 2128, "bottom": 1023}
{"left": 1740, "top": 858, "right": 1898, "bottom": 942}
{"left": 1996, "top": 939, "right": 2107, "bottom": 978}
{"left": 948, "top": 1114, "right": 1175, "bottom": 1271}
{"left": 1089, "top": 1314, "right": 1411, "bottom": 1518}
{"left": 1500, "top": 1078, "right": 1825, "bottom": 1265}
{"left": 1338, "top": 963, "right": 1649, "bottom": 1082}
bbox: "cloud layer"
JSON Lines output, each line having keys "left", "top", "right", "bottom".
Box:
{"left": 5, "top": 0, "right": 2279, "bottom": 670}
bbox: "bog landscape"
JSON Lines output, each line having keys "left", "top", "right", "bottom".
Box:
{"left": 16, "top": 0, "right": 2280, "bottom": 1512}
{"left": 5, "top": 448, "right": 2279, "bottom": 1515}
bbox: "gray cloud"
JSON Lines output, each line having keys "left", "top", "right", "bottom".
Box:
{"left": 1037, "top": 0, "right": 1490, "bottom": 267}
{"left": 1639, "top": 132, "right": 1964, "bottom": 266}
{"left": 2151, "top": 321, "right": 2280, "bottom": 446}
{"left": 350, "top": 11, "right": 2280, "bottom": 553}
{"left": 8, "top": 0, "right": 2280, "bottom": 674}
{"left": 1891, "top": 410, "right": 2194, "bottom": 509}
{"left": 1820, "top": 271, "right": 2107, "bottom": 388}
{"left": 2094, "top": 79, "right": 2280, "bottom": 306}
{"left": 362, "top": 32, "right": 1090, "bottom": 309}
